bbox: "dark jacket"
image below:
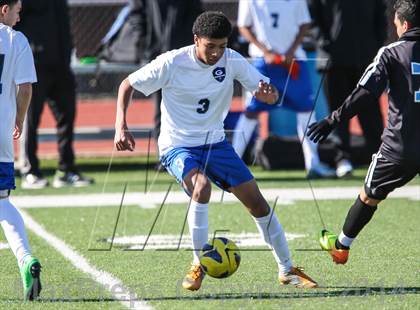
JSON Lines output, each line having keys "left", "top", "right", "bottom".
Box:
{"left": 15, "top": 0, "right": 73, "bottom": 67}
{"left": 311, "top": 0, "right": 387, "bottom": 69}
{"left": 143, "top": 0, "right": 203, "bottom": 61}
{"left": 99, "top": 0, "right": 202, "bottom": 63}
{"left": 329, "top": 28, "right": 420, "bottom": 164}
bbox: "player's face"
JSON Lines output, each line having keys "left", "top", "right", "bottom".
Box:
{"left": 194, "top": 35, "right": 228, "bottom": 66}
{"left": 1, "top": 0, "right": 22, "bottom": 27}
{"left": 394, "top": 12, "right": 409, "bottom": 38}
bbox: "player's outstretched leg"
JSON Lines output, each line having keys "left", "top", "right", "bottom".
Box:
{"left": 319, "top": 230, "right": 349, "bottom": 264}
{"left": 0, "top": 196, "right": 42, "bottom": 300}
{"left": 232, "top": 180, "right": 318, "bottom": 288}
{"left": 180, "top": 171, "right": 210, "bottom": 291}
{"left": 254, "top": 209, "right": 318, "bottom": 288}
{"left": 320, "top": 194, "right": 379, "bottom": 264}
{"left": 182, "top": 200, "right": 208, "bottom": 291}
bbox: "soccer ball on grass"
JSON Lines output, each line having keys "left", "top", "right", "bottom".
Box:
{"left": 199, "top": 237, "right": 241, "bottom": 278}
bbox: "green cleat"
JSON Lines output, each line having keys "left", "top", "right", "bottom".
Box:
{"left": 20, "top": 256, "right": 42, "bottom": 301}
{"left": 319, "top": 230, "right": 349, "bottom": 264}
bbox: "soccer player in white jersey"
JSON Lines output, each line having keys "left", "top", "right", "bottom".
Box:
{"left": 232, "top": 0, "right": 336, "bottom": 178}
{"left": 114, "top": 11, "right": 318, "bottom": 290}
{"left": 0, "top": 0, "right": 41, "bottom": 301}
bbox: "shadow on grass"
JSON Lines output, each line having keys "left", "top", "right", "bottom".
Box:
{"left": 2, "top": 287, "right": 418, "bottom": 304}
{"left": 141, "top": 286, "right": 420, "bottom": 301}
{"left": 0, "top": 297, "right": 118, "bottom": 303}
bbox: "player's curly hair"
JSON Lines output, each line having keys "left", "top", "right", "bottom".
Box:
{"left": 394, "top": 0, "right": 420, "bottom": 27}
{"left": 0, "top": 0, "right": 19, "bottom": 6}
{"left": 192, "top": 11, "right": 232, "bottom": 39}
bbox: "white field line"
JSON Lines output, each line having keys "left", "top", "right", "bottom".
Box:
{"left": 19, "top": 210, "right": 153, "bottom": 310}
{"left": 11, "top": 185, "right": 420, "bottom": 209}
{"left": 107, "top": 232, "right": 306, "bottom": 250}
{"left": 0, "top": 242, "right": 10, "bottom": 250}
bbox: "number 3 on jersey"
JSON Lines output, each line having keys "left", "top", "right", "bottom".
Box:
{"left": 0, "top": 54, "right": 4, "bottom": 94}
{"left": 197, "top": 98, "right": 210, "bottom": 114}
{"left": 412, "top": 62, "right": 420, "bottom": 102}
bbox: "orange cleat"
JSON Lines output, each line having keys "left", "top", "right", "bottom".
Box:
{"left": 182, "top": 263, "right": 205, "bottom": 291}
{"left": 319, "top": 230, "right": 349, "bottom": 264}
{"left": 279, "top": 266, "right": 318, "bottom": 288}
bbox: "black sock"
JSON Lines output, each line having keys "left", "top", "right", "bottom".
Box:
{"left": 342, "top": 195, "right": 377, "bottom": 241}
{"left": 335, "top": 239, "right": 349, "bottom": 250}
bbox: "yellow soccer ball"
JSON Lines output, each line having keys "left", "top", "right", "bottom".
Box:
{"left": 199, "top": 237, "right": 241, "bottom": 278}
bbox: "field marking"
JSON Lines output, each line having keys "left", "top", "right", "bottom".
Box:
{"left": 107, "top": 232, "right": 306, "bottom": 250}
{"left": 19, "top": 210, "right": 153, "bottom": 310}
{"left": 0, "top": 242, "right": 10, "bottom": 250}
{"left": 11, "top": 185, "right": 419, "bottom": 209}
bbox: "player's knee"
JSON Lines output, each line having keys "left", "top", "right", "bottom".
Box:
{"left": 190, "top": 173, "right": 211, "bottom": 202}
{"left": 244, "top": 111, "right": 259, "bottom": 119}
{"left": 360, "top": 188, "right": 381, "bottom": 206}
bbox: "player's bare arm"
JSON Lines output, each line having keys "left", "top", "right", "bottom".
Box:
{"left": 14, "top": 83, "right": 32, "bottom": 140}
{"left": 238, "top": 26, "right": 278, "bottom": 64}
{"left": 284, "top": 23, "right": 311, "bottom": 64}
{"left": 253, "top": 80, "right": 279, "bottom": 104}
{"left": 114, "top": 78, "right": 136, "bottom": 151}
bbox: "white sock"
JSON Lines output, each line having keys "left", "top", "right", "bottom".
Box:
{"left": 187, "top": 201, "right": 209, "bottom": 264}
{"left": 253, "top": 209, "right": 293, "bottom": 274}
{"left": 297, "top": 112, "right": 320, "bottom": 171}
{"left": 0, "top": 197, "right": 31, "bottom": 267}
{"left": 232, "top": 114, "right": 258, "bottom": 158}
{"left": 338, "top": 231, "right": 355, "bottom": 248}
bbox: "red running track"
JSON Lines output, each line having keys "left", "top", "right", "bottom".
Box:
{"left": 13, "top": 96, "right": 387, "bottom": 159}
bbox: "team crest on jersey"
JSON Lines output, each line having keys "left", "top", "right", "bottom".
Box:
{"left": 212, "top": 67, "right": 226, "bottom": 82}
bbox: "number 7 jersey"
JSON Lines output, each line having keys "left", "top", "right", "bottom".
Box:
{"left": 237, "top": 0, "right": 311, "bottom": 59}
{"left": 128, "top": 45, "right": 269, "bottom": 155}
{"left": 0, "top": 24, "right": 37, "bottom": 163}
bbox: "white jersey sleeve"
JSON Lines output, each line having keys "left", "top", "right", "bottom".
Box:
{"left": 0, "top": 27, "right": 36, "bottom": 163}
{"left": 14, "top": 32, "right": 37, "bottom": 85}
{"left": 128, "top": 52, "right": 172, "bottom": 96}
{"left": 295, "top": 0, "right": 311, "bottom": 26}
{"left": 237, "top": 0, "right": 252, "bottom": 27}
{"left": 230, "top": 49, "right": 269, "bottom": 92}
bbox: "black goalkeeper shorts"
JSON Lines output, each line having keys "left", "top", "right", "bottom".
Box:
{"left": 364, "top": 151, "right": 420, "bottom": 200}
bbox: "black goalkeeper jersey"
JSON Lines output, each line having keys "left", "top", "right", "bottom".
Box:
{"left": 329, "top": 27, "right": 420, "bottom": 165}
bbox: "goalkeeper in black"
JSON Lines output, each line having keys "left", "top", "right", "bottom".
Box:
{"left": 307, "top": 0, "right": 420, "bottom": 264}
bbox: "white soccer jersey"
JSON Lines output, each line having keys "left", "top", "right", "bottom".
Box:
{"left": 238, "top": 0, "right": 311, "bottom": 58}
{"left": 0, "top": 24, "right": 37, "bottom": 163}
{"left": 129, "top": 45, "right": 269, "bottom": 155}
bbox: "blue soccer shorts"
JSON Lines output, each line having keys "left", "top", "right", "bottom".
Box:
{"left": 0, "top": 162, "right": 15, "bottom": 191}
{"left": 246, "top": 57, "right": 314, "bottom": 113}
{"left": 160, "top": 139, "right": 254, "bottom": 195}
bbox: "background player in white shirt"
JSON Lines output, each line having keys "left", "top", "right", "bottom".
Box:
{"left": 0, "top": 0, "right": 41, "bottom": 301}
{"left": 114, "top": 11, "right": 318, "bottom": 290}
{"left": 232, "top": 0, "right": 335, "bottom": 178}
